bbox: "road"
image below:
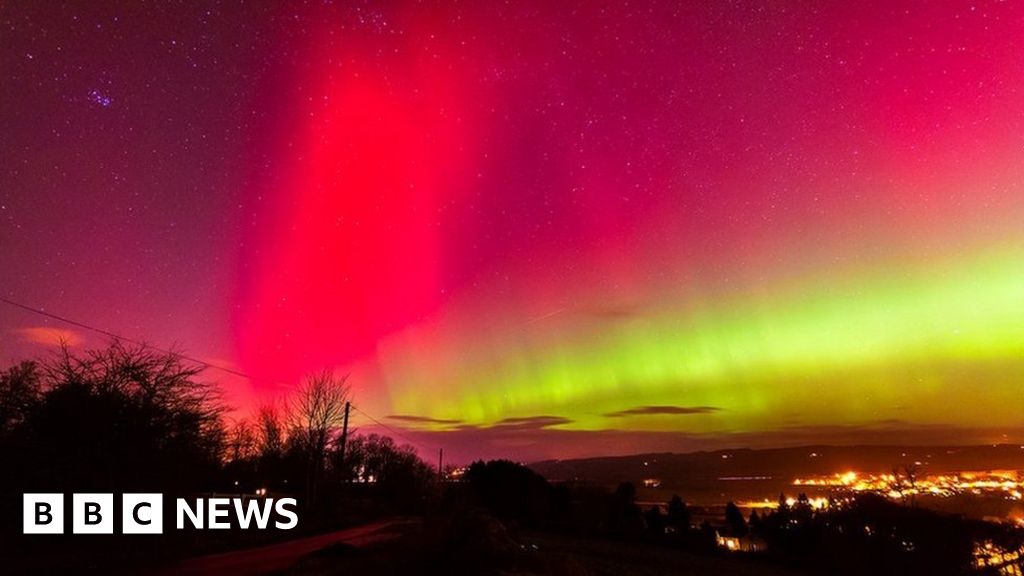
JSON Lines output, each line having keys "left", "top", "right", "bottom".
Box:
{"left": 157, "top": 518, "right": 414, "bottom": 576}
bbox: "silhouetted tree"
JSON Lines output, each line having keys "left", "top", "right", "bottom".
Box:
{"left": 463, "top": 459, "right": 552, "bottom": 527}
{"left": 792, "top": 492, "right": 813, "bottom": 524}
{"left": 15, "top": 341, "right": 225, "bottom": 494}
{"left": 237, "top": 404, "right": 290, "bottom": 490}
{"left": 225, "top": 419, "right": 257, "bottom": 463}
{"left": 667, "top": 494, "right": 691, "bottom": 532}
{"left": 609, "top": 481, "right": 644, "bottom": 534}
{"left": 774, "top": 492, "right": 791, "bottom": 525}
{"left": 257, "top": 404, "right": 285, "bottom": 459}
{"left": 888, "top": 463, "right": 921, "bottom": 506}
{"left": 286, "top": 370, "right": 349, "bottom": 504}
{"left": 645, "top": 505, "right": 666, "bottom": 534}
{"left": 221, "top": 419, "right": 259, "bottom": 492}
{"left": 0, "top": 361, "right": 40, "bottom": 436}
{"left": 725, "top": 501, "right": 748, "bottom": 536}
{"left": 749, "top": 509, "right": 762, "bottom": 533}
{"left": 615, "top": 481, "right": 637, "bottom": 502}
{"left": 335, "top": 433, "right": 435, "bottom": 511}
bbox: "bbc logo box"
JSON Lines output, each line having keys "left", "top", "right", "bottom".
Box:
{"left": 24, "top": 493, "right": 163, "bottom": 534}
{"left": 23, "top": 494, "right": 63, "bottom": 534}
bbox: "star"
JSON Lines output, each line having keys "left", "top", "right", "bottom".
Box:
{"left": 88, "top": 89, "right": 112, "bottom": 107}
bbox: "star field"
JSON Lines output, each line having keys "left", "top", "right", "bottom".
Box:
{"left": 2, "top": 1, "right": 1024, "bottom": 461}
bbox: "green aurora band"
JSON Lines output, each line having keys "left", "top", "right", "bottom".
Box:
{"left": 382, "top": 247, "right": 1024, "bottom": 434}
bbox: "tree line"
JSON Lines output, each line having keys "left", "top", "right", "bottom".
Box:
{"left": 0, "top": 341, "right": 435, "bottom": 534}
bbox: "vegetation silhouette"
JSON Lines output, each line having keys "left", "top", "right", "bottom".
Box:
{"left": 0, "top": 341, "right": 436, "bottom": 574}
{"left": 2, "top": 342, "right": 1023, "bottom": 575}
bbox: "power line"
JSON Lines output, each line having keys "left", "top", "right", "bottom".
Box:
{"left": 0, "top": 296, "right": 442, "bottom": 455}
{"left": 0, "top": 296, "right": 257, "bottom": 382}
{"left": 350, "top": 404, "right": 442, "bottom": 455}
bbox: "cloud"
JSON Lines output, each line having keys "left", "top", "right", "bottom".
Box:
{"left": 15, "top": 326, "right": 82, "bottom": 347}
{"left": 387, "top": 414, "right": 464, "bottom": 425}
{"left": 604, "top": 405, "right": 721, "bottom": 418}
{"left": 451, "top": 415, "right": 574, "bottom": 432}
{"left": 492, "top": 415, "right": 573, "bottom": 430}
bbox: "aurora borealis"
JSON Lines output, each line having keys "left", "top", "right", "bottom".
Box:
{"left": 2, "top": 1, "right": 1024, "bottom": 461}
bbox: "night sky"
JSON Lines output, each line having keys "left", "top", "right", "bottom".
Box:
{"left": 3, "top": 1, "right": 1024, "bottom": 462}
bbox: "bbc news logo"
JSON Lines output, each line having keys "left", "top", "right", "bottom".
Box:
{"left": 24, "top": 494, "right": 298, "bottom": 534}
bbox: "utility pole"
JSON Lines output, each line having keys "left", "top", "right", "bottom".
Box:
{"left": 339, "top": 401, "right": 351, "bottom": 468}
{"left": 438, "top": 448, "right": 444, "bottom": 482}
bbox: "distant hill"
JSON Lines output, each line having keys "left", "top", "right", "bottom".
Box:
{"left": 529, "top": 444, "right": 1024, "bottom": 505}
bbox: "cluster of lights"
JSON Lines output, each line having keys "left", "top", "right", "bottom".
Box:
{"left": 793, "top": 470, "right": 1024, "bottom": 502}
{"left": 734, "top": 469, "right": 1024, "bottom": 572}
{"left": 975, "top": 540, "right": 1024, "bottom": 574}
{"left": 738, "top": 496, "right": 832, "bottom": 510}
